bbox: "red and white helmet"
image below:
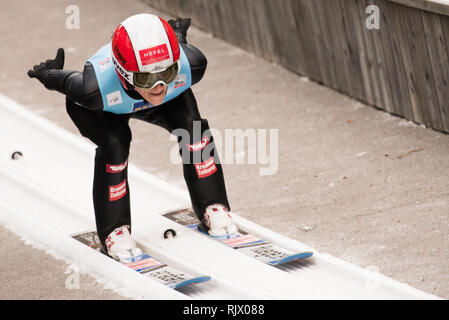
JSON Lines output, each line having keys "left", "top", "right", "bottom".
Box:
{"left": 111, "top": 13, "right": 180, "bottom": 89}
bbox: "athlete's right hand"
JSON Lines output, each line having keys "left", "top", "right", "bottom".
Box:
{"left": 28, "top": 48, "right": 65, "bottom": 89}
{"left": 168, "top": 18, "right": 191, "bottom": 44}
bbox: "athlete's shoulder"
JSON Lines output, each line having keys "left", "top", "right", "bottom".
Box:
{"left": 182, "top": 43, "right": 207, "bottom": 85}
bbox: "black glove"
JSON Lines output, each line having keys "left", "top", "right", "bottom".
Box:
{"left": 28, "top": 48, "right": 65, "bottom": 90}
{"left": 168, "top": 18, "right": 191, "bottom": 44}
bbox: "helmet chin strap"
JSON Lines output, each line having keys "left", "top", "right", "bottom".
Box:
{"left": 124, "top": 80, "right": 134, "bottom": 91}
{"left": 118, "top": 77, "right": 145, "bottom": 101}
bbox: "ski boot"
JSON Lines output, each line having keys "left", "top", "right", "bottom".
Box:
{"left": 104, "top": 225, "right": 143, "bottom": 262}
{"left": 202, "top": 204, "right": 238, "bottom": 237}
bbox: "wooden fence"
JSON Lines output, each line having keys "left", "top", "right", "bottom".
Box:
{"left": 142, "top": 0, "right": 449, "bottom": 133}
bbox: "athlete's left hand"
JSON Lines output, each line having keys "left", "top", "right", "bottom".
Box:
{"left": 28, "top": 48, "right": 65, "bottom": 89}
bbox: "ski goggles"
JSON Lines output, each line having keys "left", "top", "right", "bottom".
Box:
{"left": 133, "top": 61, "right": 180, "bottom": 89}
{"left": 112, "top": 55, "right": 180, "bottom": 89}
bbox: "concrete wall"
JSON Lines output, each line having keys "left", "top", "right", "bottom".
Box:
{"left": 142, "top": 0, "right": 449, "bottom": 133}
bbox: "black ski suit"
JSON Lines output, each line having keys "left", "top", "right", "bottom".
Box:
{"left": 31, "top": 39, "right": 230, "bottom": 245}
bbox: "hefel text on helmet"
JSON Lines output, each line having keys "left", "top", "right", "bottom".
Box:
{"left": 139, "top": 44, "right": 170, "bottom": 66}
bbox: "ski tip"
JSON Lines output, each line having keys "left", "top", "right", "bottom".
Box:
{"left": 270, "top": 251, "right": 314, "bottom": 266}
{"left": 173, "top": 276, "right": 211, "bottom": 289}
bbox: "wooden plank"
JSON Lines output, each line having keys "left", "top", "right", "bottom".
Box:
{"left": 421, "top": 11, "right": 449, "bottom": 131}
{"left": 288, "top": 0, "right": 321, "bottom": 79}
{"left": 224, "top": 0, "right": 243, "bottom": 48}
{"left": 244, "top": 0, "right": 262, "bottom": 55}
{"left": 214, "top": 0, "right": 229, "bottom": 41}
{"left": 245, "top": 0, "right": 270, "bottom": 59}
{"left": 355, "top": 0, "right": 384, "bottom": 107}
{"left": 260, "top": 0, "right": 283, "bottom": 65}
{"left": 375, "top": 0, "right": 406, "bottom": 116}
{"left": 233, "top": 0, "right": 254, "bottom": 52}
{"left": 309, "top": 0, "right": 340, "bottom": 89}
{"left": 205, "top": 0, "right": 222, "bottom": 38}
{"left": 389, "top": 3, "right": 423, "bottom": 122}
{"left": 265, "top": 0, "right": 299, "bottom": 68}
{"left": 300, "top": 0, "right": 328, "bottom": 84}
{"left": 339, "top": 0, "right": 367, "bottom": 101}
{"left": 326, "top": 0, "right": 352, "bottom": 95}
{"left": 381, "top": 0, "right": 415, "bottom": 119}
{"left": 280, "top": 0, "right": 314, "bottom": 75}
{"left": 403, "top": 6, "right": 442, "bottom": 128}
{"left": 257, "top": 0, "right": 279, "bottom": 62}
{"left": 368, "top": 0, "right": 394, "bottom": 114}
{"left": 180, "top": 0, "right": 206, "bottom": 30}
{"left": 439, "top": 14, "right": 449, "bottom": 130}
{"left": 347, "top": 0, "right": 375, "bottom": 105}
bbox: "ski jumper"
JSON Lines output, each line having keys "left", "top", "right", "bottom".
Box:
{"left": 60, "top": 42, "right": 230, "bottom": 245}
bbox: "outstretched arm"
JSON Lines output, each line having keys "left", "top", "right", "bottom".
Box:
{"left": 28, "top": 48, "right": 103, "bottom": 110}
